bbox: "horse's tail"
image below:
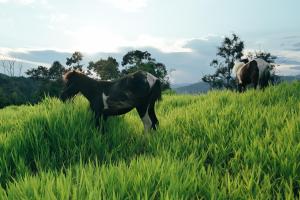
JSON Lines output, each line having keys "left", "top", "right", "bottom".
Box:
{"left": 233, "top": 62, "right": 245, "bottom": 76}
{"left": 149, "top": 78, "right": 162, "bottom": 103}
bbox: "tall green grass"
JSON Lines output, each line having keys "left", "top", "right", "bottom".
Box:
{"left": 0, "top": 82, "right": 300, "bottom": 199}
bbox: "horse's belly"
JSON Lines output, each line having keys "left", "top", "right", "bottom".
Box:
{"left": 103, "top": 100, "right": 134, "bottom": 116}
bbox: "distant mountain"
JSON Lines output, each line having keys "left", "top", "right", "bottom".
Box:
{"left": 171, "top": 83, "right": 191, "bottom": 89}
{"left": 174, "top": 81, "right": 210, "bottom": 94}
{"left": 0, "top": 73, "right": 64, "bottom": 108}
{"left": 279, "top": 75, "right": 300, "bottom": 81}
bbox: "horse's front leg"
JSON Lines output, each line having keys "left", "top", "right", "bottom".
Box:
{"left": 95, "top": 111, "right": 109, "bottom": 133}
{"left": 94, "top": 110, "right": 101, "bottom": 127}
{"left": 91, "top": 98, "right": 105, "bottom": 133}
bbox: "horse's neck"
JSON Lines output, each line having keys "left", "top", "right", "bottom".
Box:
{"left": 80, "top": 79, "right": 112, "bottom": 101}
{"left": 78, "top": 78, "right": 99, "bottom": 101}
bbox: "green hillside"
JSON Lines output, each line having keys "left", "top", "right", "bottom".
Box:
{"left": 0, "top": 82, "right": 300, "bottom": 199}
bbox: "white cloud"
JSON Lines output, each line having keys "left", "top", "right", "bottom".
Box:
{"left": 47, "top": 13, "right": 69, "bottom": 30}
{"left": 62, "top": 25, "right": 194, "bottom": 53}
{"left": 17, "top": 0, "right": 35, "bottom": 4}
{"left": 0, "top": 17, "right": 15, "bottom": 29}
{"left": 274, "top": 50, "right": 300, "bottom": 62}
{"left": 64, "top": 26, "right": 128, "bottom": 53}
{"left": 0, "top": 53, "right": 50, "bottom": 68}
{"left": 0, "top": 47, "right": 30, "bottom": 55}
{"left": 129, "top": 35, "right": 192, "bottom": 53}
{"left": 0, "top": 0, "right": 35, "bottom": 5}
{"left": 169, "top": 69, "right": 193, "bottom": 84}
{"left": 169, "top": 68, "right": 207, "bottom": 84}
{"left": 101, "top": 0, "right": 148, "bottom": 12}
{"left": 275, "top": 64, "right": 300, "bottom": 76}
{"left": 270, "top": 50, "right": 300, "bottom": 76}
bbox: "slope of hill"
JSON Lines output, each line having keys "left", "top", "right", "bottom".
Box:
{"left": 174, "top": 81, "right": 210, "bottom": 94}
{"left": 174, "top": 75, "right": 300, "bottom": 94}
{"left": 0, "top": 82, "right": 300, "bottom": 198}
{"left": 170, "top": 83, "right": 191, "bottom": 89}
{"left": 279, "top": 75, "right": 300, "bottom": 81}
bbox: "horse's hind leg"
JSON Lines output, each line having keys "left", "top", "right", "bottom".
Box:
{"left": 148, "top": 102, "right": 158, "bottom": 130}
{"left": 237, "top": 83, "right": 243, "bottom": 93}
{"left": 252, "top": 74, "right": 259, "bottom": 90}
{"left": 136, "top": 104, "right": 153, "bottom": 132}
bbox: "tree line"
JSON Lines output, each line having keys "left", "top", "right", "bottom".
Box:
{"left": 26, "top": 50, "right": 170, "bottom": 88}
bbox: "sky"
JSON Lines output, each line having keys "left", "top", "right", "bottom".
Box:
{"left": 0, "top": 0, "right": 300, "bottom": 83}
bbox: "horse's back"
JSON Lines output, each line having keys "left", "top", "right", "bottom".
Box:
{"left": 109, "top": 71, "right": 150, "bottom": 97}
{"left": 102, "top": 71, "right": 160, "bottom": 115}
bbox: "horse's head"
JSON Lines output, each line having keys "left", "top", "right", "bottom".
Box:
{"left": 60, "top": 70, "right": 82, "bottom": 102}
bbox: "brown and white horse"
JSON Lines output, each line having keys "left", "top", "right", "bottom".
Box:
{"left": 60, "top": 70, "right": 161, "bottom": 132}
{"left": 233, "top": 58, "right": 271, "bottom": 92}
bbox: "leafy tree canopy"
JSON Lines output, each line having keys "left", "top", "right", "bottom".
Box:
{"left": 48, "top": 61, "right": 66, "bottom": 80}
{"left": 66, "top": 51, "right": 83, "bottom": 71}
{"left": 121, "top": 50, "right": 170, "bottom": 89}
{"left": 202, "top": 34, "right": 244, "bottom": 89}
{"left": 25, "top": 65, "right": 49, "bottom": 80}
{"left": 88, "top": 57, "right": 120, "bottom": 80}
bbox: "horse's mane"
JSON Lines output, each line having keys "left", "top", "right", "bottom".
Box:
{"left": 63, "top": 70, "right": 87, "bottom": 83}
{"left": 63, "top": 70, "right": 112, "bottom": 90}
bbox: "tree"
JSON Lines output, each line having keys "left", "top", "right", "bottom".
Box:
{"left": 25, "top": 62, "right": 65, "bottom": 101}
{"left": 202, "top": 60, "right": 228, "bottom": 89}
{"left": 203, "top": 33, "right": 244, "bottom": 89}
{"left": 245, "top": 51, "right": 277, "bottom": 66}
{"left": 6, "top": 59, "right": 16, "bottom": 77}
{"left": 121, "top": 50, "right": 170, "bottom": 89}
{"left": 0, "top": 59, "right": 22, "bottom": 77}
{"left": 88, "top": 57, "right": 120, "bottom": 80}
{"left": 17, "top": 63, "right": 23, "bottom": 77}
{"left": 66, "top": 51, "right": 83, "bottom": 71}
{"left": 26, "top": 65, "right": 49, "bottom": 80}
{"left": 48, "top": 61, "right": 66, "bottom": 80}
{"left": 122, "top": 50, "right": 153, "bottom": 68}
{"left": 1, "top": 60, "right": 9, "bottom": 76}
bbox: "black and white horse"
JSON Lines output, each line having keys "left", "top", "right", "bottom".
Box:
{"left": 233, "top": 58, "right": 271, "bottom": 92}
{"left": 60, "top": 70, "right": 161, "bottom": 132}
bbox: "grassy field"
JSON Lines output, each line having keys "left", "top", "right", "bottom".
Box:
{"left": 0, "top": 82, "right": 300, "bottom": 199}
